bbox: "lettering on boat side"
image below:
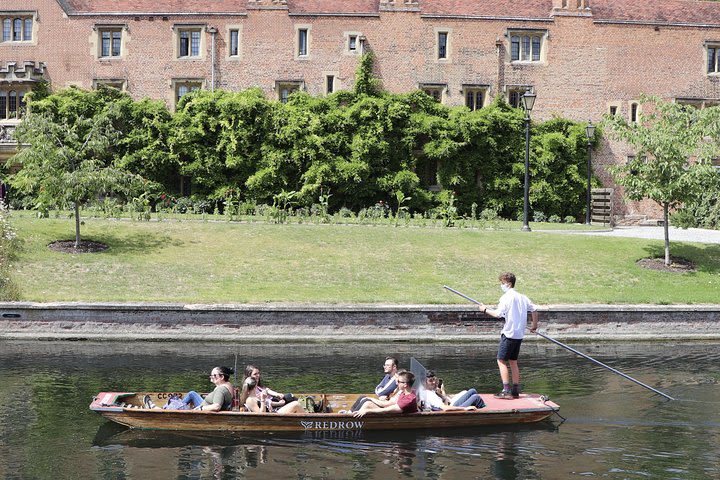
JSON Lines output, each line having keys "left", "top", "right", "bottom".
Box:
{"left": 156, "top": 392, "right": 185, "bottom": 400}
{"left": 300, "top": 420, "right": 364, "bottom": 430}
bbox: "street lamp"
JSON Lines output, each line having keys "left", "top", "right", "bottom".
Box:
{"left": 585, "top": 120, "right": 596, "bottom": 225}
{"left": 521, "top": 90, "right": 536, "bottom": 232}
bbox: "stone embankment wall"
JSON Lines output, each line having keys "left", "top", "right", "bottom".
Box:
{"left": 1, "top": 303, "right": 718, "bottom": 341}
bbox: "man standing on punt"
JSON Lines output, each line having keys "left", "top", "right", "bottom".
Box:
{"left": 478, "top": 272, "right": 539, "bottom": 399}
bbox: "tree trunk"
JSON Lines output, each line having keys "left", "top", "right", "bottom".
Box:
{"left": 663, "top": 203, "right": 671, "bottom": 266}
{"left": 74, "top": 202, "right": 81, "bottom": 249}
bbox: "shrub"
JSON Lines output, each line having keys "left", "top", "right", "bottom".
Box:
{"left": 563, "top": 215, "right": 576, "bottom": 224}
{"left": 533, "top": 211, "right": 547, "bottom": 223}
{"left": 337, "top": 207, "right": 355, "bottom": 218}
{"left": 548, "top": 214, "right": 562, "bottom": 223}
{"left": 480, "top": 208, "right": 500, "bottom": 221}
{"left": 174, "top": 196, "right": 193, "bottom": 214}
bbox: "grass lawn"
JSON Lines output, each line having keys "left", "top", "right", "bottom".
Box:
{"left": 8, "top": 213, "right": 720, "bottom": 304}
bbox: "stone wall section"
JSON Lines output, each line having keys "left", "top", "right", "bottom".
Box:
{"left": 1, "top": 302, "right": 718, "bottom": 341}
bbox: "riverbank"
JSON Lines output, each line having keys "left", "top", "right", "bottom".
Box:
{"left": 1, "top": 302, "right": 719, "bottom": 341}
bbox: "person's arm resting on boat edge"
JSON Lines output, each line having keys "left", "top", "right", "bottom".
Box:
{"left": 353, "top": 404, "right": 402, "bottom": 418}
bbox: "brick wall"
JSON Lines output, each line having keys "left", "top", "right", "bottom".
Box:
{"left": 2, "top": 0, "right": 719, "bottom": 221}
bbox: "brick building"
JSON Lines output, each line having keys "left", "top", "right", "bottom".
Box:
{"left": 2, "top": 0, "right": 720, "bottom": 222}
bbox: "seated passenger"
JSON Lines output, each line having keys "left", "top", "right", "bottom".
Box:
{"left": 351, "top": 368, "right": 406, "bottom": 412}
{"left": 375, "top": 356, "right": 399, "bottom": 400}
{"left": 419, "top": 370, "right": 482, "bottom": 411}
{"left": 243, "top": 364, "right": 294, "bottom": 410}
{"left": 240, "top": 377, "right": 305, "bottom": 414}
{"left": 146, "top": 366, "right": 234, "bottom": 411}
{"left": 353, "top": 371, "right": 418, "bottom": 418}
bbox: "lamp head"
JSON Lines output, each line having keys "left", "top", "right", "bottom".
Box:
{"left": 586, "top": 120, "right": 596, "bottom": 140}
{"left": 521, "top": 91, "right": 536, "bottom": 113}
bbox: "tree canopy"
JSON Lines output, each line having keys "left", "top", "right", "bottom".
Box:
{"left": 603, "top": 95, "right": 720, "bottom": 265}
{"left": 8, "top": 86, "right": 151, "bottom": 247}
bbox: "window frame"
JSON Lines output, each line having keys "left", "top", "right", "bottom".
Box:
{"left": 506, "top": 85, "right": 533, "bottom": 109}
{"left": 174, "top": 24, "right": 205, "bottom": 59}
{"left": 295, "top": 25, "right": 311, "bottom": 59}
{"left": 508, "top": 29, "right": 546, "bottom": 64}
{"left": 629, "top": 101, "right": 640, "bottom": 123}
{"left": 706, "top": 42, "right": 720, "bottom": 75}
{"left": 1, "top": 12, "right": 36, "bottom": 44}
{"left": 344, "top": 31, "right": 362, "bottom": 55}
{"left": 93, "top": 79, "right": 127, "bottom": 91}
{"left": 434, "top": 27, "right": 452, "bottom": 62}
{"left": 95, "top": 24, "right": 126, "bottom": 59}
{"left": 275, "top": 80, "right": 304, "bottom": 103}
{"left": 324, "top": 73, "right": 338, "bottom": 95}
{"left": 0, "top": 87, "right": 29, "bottom": 121}
{"left": 419, "top": 83, "right": 447, "bottom": 103}
{"left": 227, "top": 26, "right": 242, "bottom": 59}
{"left": 172, "top": 79, "right": 204, "bottom": 109}
{"left": 463, "top": 84, "right": 489, "bottom": 111}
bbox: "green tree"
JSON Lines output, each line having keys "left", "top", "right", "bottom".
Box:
{"left": 170, "top": 88, "right": 273, "bottom": 201}
{"left": 603, "top": 96, "right": 719, "bottom": 265}
{"left": 8, "top": 87, "right": 147, "bottom": 248}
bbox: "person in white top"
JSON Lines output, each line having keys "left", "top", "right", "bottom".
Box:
{"left": 478, "top": 272, "right": 539, "bottom": 399}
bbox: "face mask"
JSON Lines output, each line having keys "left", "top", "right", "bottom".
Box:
{"left": 501, "top": 284, "right": 510, "bottom": 293}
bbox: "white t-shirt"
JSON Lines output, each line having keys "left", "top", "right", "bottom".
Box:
{"left": 497, "top": 288, "right": 536, "bottom": 339}
{"left": 418, "top": 387, "right": 445, "bottom": 410}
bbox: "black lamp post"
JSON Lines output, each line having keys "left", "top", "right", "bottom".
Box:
{"left": 585, "top": 120, "right": 596, "bottom": 225}
{"left": 521, "top": 90, "right": 536, "bottom": 232}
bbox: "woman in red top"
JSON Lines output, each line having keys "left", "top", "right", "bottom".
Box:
{"left": 353, "top": 371, "right": 418, "bottom": 417}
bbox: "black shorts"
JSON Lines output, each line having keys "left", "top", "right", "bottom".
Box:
{"left": 497, "top": 334, "right": 522, "bottom": 361}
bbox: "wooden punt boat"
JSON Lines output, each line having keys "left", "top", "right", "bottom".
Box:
{"left": 90, "top": 391, "right": 560, "bottom": 432}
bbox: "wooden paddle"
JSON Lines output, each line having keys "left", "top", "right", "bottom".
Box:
{"left": 443, "top": 285, "right": 675, "bottom": 401}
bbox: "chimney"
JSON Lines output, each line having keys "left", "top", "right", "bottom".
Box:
{"left": 552, "top": 0, "right": 592, "bottom": 16}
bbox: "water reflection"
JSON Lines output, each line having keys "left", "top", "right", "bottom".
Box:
{"left": 2, "top": 340, "right": 720, "bottom": 478}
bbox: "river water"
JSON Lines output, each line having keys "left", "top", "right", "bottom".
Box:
{"left": 0, "top": 340, "right": 718, "bottom": 479}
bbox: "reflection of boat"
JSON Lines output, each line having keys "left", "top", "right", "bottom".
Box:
{"left": 93, "top": 416, "right": 560, "bottom": 449}
{"left": 90, "top": 391, "right": 560, "bottom": 432}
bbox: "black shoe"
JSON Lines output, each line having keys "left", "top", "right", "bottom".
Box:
{"left": 511, "top": 389, "right": 520, "bottom": 399}
{"left": 493, "top": 391, "right": 514, "bottom": 400}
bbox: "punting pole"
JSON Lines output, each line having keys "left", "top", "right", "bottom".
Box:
{"left": 443, "top": 285, "right": 675, "bottom": 401}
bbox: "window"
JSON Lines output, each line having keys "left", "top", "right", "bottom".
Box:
{"left": 174, "top": 80, "right": 202, "bottom": 106}
{"left": 229, "top": 29, "right": 239, "bottom": 57}
{"left": 326, "top": 75, "right": 335, "bottom": 95}
{"left": 98, "top": 27, "right": 123, "bottom": 58}
{"left": 464, "top": 86, "right": 487, "bottom": 111}
{"left": 1, "top": 14, "right": 33, "bottom": 42}
{"left": 630, "top": 102, "right": 639, "bottom": 123}
{"left": 298, "top": 28, "right": 309, "bottom": 57}
{"left": 676, "top": 98, "right": 720, "bottom": 109}
{"left": 176, "top": 27, "right": 202, "bottom": 58}
{"left": 609, "top": 106, "right": 618, "bottom": 115}
{"left": 438, "top": 32, "right": 448, "bottom": 59}
{"left": 420, "top": 84, "right": 445, "bottom": 103}
{"left": 276, "top": 81, "right": 303, "bottom": 103}
{"left": 509, "top": 31, "right": 544, "bottom": 62}
{"left": 708, "top": 45, "right": 719, "bottom": 74}
{"left": 94, "top": 79, "right": 126, "bottom": 91}
{"left": 0, "top": 88, "right": 27, "bottom": 120}
{"left": 345, "top": 32, "right": 362, "bottom": 54}
{"left": 507, "top": 87, "right": 532, "bottom": 108}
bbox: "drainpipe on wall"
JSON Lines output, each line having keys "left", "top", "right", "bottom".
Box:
{"left": 495, "top": 36, "right": 504, "bottom": 101}
{"left": 207, "top": 26, "right": 218, "bottom": 91}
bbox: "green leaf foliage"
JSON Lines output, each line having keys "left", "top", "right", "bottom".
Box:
{"left": 9, "top": 61, "right": 598, "bottom": 224}
{"left": 603, "top": 96, "right": 720, "bottom": 264}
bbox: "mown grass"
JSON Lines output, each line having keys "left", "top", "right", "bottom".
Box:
{"left": 8, "top": 213, "right": 720, "bottom": 304}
